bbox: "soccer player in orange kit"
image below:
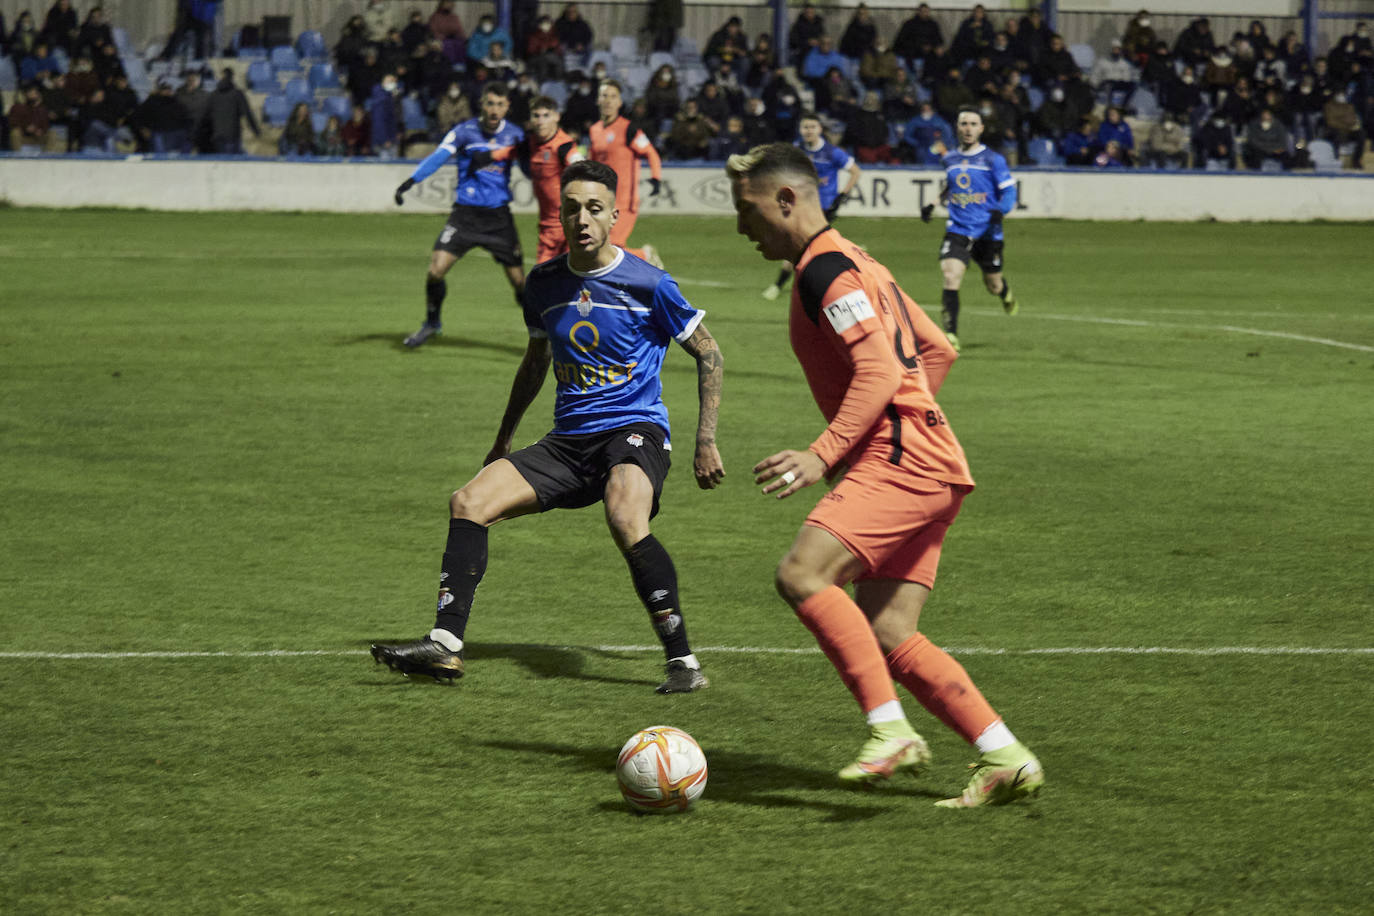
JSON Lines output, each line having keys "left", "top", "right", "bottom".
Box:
{"left": 497, "top": 95, "right": 584, "bottom": 263}
{"left": 727, "top": 142, "right": 1043, "bottom": 808}
{"left": 588, "top": 79, "right": 664, "bottom": 266}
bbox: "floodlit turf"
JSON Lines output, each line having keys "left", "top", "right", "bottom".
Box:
{"left": 1, "top": 209, "right": 1372, "bottom": 913}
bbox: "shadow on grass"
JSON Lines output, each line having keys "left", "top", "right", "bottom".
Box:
{"left": 481, "top": 738, "right": 941, "bottom": 821}
{"left": 338, "top": 332, "right": 528, "bottom": 358}
{"left": 358, "top": 640, "right": 657, "bottom": 688}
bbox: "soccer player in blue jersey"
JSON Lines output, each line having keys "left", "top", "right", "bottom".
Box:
{"left": 372, "top": 160, "right": 726, "bottom": 693}
{"left": 923, "top": 107, "right": 1019, "bottom": 351}
{"left": 393, "top": 83, "right": 527, "bottom": 348}
{"left": 761, "top": 112, "right": 861, "bottom": 301}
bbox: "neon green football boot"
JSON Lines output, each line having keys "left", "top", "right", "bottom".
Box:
{"left": 838, "top": 720, "right": 932, "bottom": 785}
{"left": 935, "top": 741, "right": 1044, "bottom": 808}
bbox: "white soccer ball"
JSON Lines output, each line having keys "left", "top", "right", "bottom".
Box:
{"left": 615, "top": 725, "right": 709, "bottom": 814}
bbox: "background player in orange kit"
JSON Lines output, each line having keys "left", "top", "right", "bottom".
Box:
{"left": 726, "top": 142, "right": 1044, "bottom": 808}
{"left": 495, "top": 95, "right": 584, "bottom": 263}
{"left": 589, "top": 79, "right": 664, "bottom": 266}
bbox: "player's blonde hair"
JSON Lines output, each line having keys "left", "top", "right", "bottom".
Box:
{"left": 725, "top": 143, "right": 818, "bottom": 187}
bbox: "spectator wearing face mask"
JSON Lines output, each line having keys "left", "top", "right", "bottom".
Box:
{"left": 369, "top": 72, "right": 403, "bottom": 158}
{"left": 467, "top": 15, "right": 512, "bottom": 66}
{"left": 1162, "top": 64, "right": 1204, "bottom": 124}
{"left": 1122, "top": 10, "right": 1156, "bottom": 66}
{"left": 1091, "top": 40, "right": 1138, "bottom": 110}
{"left": 1193, "top": 112, "right": 1235, "bottom": 169}
{"left": 1033, "top": 83, "right": 1076, "bottom": 141}
{"left": 1322, "top": 90, "right": 1365, "bottom": 168}
{"left": 526, "top": 15, "right": 562, "bottom": 83}
{"left": 1243, "top": 108, "right": 1293, "bottom": 169}
{"left": 437, "top": 80, "right": 473, "bottom": 131}
{"left": 1143, "top": 112, "right": 1188, "bottom": 168}
{"left": 903, "top": 99, "right": 953, "bottom": 164}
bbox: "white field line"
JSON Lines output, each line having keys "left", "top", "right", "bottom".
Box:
{"left": 939, "top": 307, "right": 1374, "bottom": 353}
{"left": 0, "top": 645, "right": 1371, "bottom": 661}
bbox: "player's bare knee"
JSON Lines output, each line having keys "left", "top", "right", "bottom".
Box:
{"left": 449, "top": 487, "right": 492, "bottom": 524}
{"left": 774, "top": 555, "right": 821, "bottom": 607}
{"left": 983, "top": 273, "right": 1002, "bottom": 295}
{"left": 605, "top": 509, "right": 648, "bottom": 551}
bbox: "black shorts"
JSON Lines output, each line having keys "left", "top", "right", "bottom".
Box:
{"left": 505, "top": 422, "right": 672, "bottom": 518}
{"left": 434, "top": 204, "right": 523, "bottom": 266}
{"left": 939, "top": 232, "right": 1004, "bottom": 273}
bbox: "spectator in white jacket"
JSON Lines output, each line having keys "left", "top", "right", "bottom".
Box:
{"left": 1091, "top": 39, "right": 1138, "bottom": 110}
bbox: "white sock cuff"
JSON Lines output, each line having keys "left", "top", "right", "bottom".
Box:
{"left": 428, "top": 628, "right": 463, "bottom": 653}
{"left": 973, "top": 720, "right": 1016, "bottom": 754}
{"left": 668, "top": 654, "right": 700, "bottom": 670}
{"left": 865, "top": 699, "right": 906, "bottom": 726}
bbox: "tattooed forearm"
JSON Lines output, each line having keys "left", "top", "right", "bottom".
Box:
{"left": 681, "top": 324, "right": 723, "bottom": 444}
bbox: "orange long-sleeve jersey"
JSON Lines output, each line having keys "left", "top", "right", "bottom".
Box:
{"left": 791, "top": 227, "right": 973, "bottom": 486}
{"left": 588, "top": 115, "right": 661, "bottom": 216}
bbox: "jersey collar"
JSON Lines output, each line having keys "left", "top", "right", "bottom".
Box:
{"left": 482, "top": 118, "right": 508, "bottom": 136}
{"left": 569, "top": 246, "right": 625, "bottom": 278}
{"left": 958, "top": 143, "right": 986, "bottom": 156}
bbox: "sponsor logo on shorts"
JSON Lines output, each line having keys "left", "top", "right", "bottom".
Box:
{"left": 627, "top": 433, "right": 644, "bottom": 448}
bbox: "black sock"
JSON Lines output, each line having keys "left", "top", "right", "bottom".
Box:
{"left": 434, "top": 518, "right": 487, "bottom": 640}
{"left": 996, "top": 276, "right": 1012, "bottom": 302}
{"left": 425, "top": 277, "right": 447, "bottom": 325}
{"left": 623, "top": 535, "right": 691, "bottom": 661}
{"left": 941, "top": 289, "right": 960, "bottom": 333}
{"left": 775, "top": 268, "right": 792, "bottom": 289}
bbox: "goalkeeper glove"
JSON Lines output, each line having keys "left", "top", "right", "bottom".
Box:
{"left": 649, "top": 177, "right": 661, "bottom": 197}
{"left": 920, "top": 203, "right": 935, "bottom": 223}
{"left": 394, "top": 177, "right": 415, "bottom": 206}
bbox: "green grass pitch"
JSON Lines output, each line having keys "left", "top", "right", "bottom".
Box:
{"left": 2, "top": 208, "right": 1372, "bottom": 913}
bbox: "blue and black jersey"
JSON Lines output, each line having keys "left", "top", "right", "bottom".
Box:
{"left": 409, "top": 117, "right": 525, "bottom": 208}
{"left": 522, "top": 249, "right": 705, "bottom": 441}
{"left": 799, "top": 139, "right": 855, "bottom": 211}
{"left": 941, "top": 143, "right": 1017, "bottom": 240}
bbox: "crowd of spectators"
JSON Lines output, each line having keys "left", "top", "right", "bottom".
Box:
{"left": 4, "top": 1, "right": 1371, "bottom": 172}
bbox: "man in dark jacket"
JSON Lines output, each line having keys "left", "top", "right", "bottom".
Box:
{"left": 893, "top": 3, "right": 943, "bottom": 71}
{"left": 202, "top": 68, "right": 260, "bottom": 153}
{"left": 132, "top": 79, "right": 192, "bottom": 152}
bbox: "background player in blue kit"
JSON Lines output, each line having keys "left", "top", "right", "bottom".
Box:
{"left": 372, "top": 160, "right": 726, "bottom": 694}
{"left": 761, "top": 112, "right": 861, "bottom": 301}
{"left": 921, "top": 107, "right": 1019, "bottom": 351}
{"left": 394, "top": 83, "right": 526, "bottom": 348}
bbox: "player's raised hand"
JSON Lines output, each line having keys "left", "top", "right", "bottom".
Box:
{"left": 648, "top": 178, "right": 661, "bottom": 197}
{"left": 693, "top": 440, "right": 725, "bottom": 490}
{"left": 394, "top": 177, "right": 416, "bottom": 206}
{"left": 753, "top": 449, "right": 827, "bottom": 500}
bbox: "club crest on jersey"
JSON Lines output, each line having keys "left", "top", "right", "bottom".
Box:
{"left": 626, "top": 433, "right": 644, "bottom": 448}
{"left": 577, "top": 288, "right": 593, "bottom": 316}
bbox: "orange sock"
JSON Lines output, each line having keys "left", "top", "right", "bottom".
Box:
{"left": 794, "top": 586, "right": 898, "bottom": 714}
{"left": 886, "top": 633, "right": 999, "bottom": 745}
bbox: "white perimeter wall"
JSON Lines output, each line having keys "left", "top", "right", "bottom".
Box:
{"left": 2, "top": 157, "right": 1373, "bottom": 222}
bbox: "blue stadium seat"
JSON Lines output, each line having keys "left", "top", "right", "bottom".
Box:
{"left": 0, "top": 55, "right": 16, "bottom": 92}
{"left": 311, "top": 110, "right": 330, "bottom": 134}
{"left": 1026, "top": 86, "right": 1044, "bottom": 110}
{"left": 1133, "top": 87, "right": 1159, "bottom": 118}
{"left": 270, "top": 46, "right": 301, "bottom": 73}
{"left": 247, "top": 59, "right": 276, "bottom": 92}
{"left": 308, "top": 62, "right": 340, "bottom": 90}
{"left": 1029, "top": 136, "right": 1062, "bottom": 166}
{"left": 610, "top": 35, "right": 639, "bottom": 64}
{"left": 296, "top": 30, "right": 327, "bottom": 60}
{"left": 1260, "top": 157, "right": 1283, "bottom": 173}
{"left": 263, "top": 94, "right": 291, "bottom": 126}
{"left": 284, "top": 77, "right": 313, "bottom": 107}
{"left": 1308, "top": 139, "right": 1341, "bottom": 171}
{"left": 1068, "top": 43, "right": 1095, "bottom": 72}
{"left": 111, "top": 26, "right": 133, "bottom": 56}
{"left": 402, "top": 96, "right": 428, "bottom": 132}
{"left": 539, "top": 80, "right": 568, "bottom": 107}
{"left": 587, "top": 50, "right": 616, "bottom": 73}
{"left": 321, "top": 94, "right": 353, "bottom": 120}
{"left": 673, "top": 35, "right": 700, "bottom": 65}
{"left": 647, "top": 51, "right": 675, "bottom": 73}
{"left": 621, "top": 65, "right": 650, "bottom": 96}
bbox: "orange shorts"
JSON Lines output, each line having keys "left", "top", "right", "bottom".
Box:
{"left": 536, "top": 223, "right": 567, "bottom": 264}
{"left": 805, "top": 460, "right": 971, "bottom": 588}
{"left": 609, "top": 207, "right": 638, "bottom": 247}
